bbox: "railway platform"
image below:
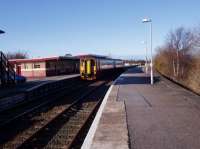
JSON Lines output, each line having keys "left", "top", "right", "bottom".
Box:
{"left": 0, "top": 74, "right": 79, "bottom": 112}
{"left": 82, "top": 66, "right": 200, "bottom": 149}
{"left": 27, "top": 73, "right": 79, "bottom": 82}
{"left": 0, "top": 74, "right": 79, "bottom": 99}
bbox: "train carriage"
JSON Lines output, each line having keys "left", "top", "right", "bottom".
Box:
{"left": 79, "top": 55, "right": 124, "bottom": 80}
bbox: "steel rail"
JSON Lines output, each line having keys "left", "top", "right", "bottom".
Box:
{"left": 17, "top": 80, "right": 106, "bottom": 148}
{"left": 1, "top": 70, "right": 123, "bottom": 148}
{"left": 0, "top": 80, "right": 89, "bottom": 128}
{"left": 0, "top": 80, "right": 100, "bottom": 148}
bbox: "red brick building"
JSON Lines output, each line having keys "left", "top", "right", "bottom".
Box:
{"left": 9, "top": 56, "right": 79, "bottom": 78}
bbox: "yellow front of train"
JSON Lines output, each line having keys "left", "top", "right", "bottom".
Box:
{"left": 80, "top": 58, "right": 97, "bottom": 80}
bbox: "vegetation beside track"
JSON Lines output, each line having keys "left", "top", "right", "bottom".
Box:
{"left": 154, "top": 26, "right": 200, "bottom": 94}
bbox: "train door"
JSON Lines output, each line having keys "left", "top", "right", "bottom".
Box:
{"left": 86, "top": 60, "right": 91, "bottom": 75}
{"left": 86, "top": 59, "right": 95, "bottom": 79}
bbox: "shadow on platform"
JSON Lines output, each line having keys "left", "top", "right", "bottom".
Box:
{"left": 123, "top": 67, "right": 144, "bottom": 74}
{"left": 115, "top": 67, "right": 160, "bottom": 85}
{"left": 116, "top": 76, "right": 160, "bottom": 85}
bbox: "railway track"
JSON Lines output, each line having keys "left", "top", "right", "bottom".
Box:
{"left": 0, "top": 80, "right": 91, "bottom": 148}
{"left": 0, "top": 72, "right": 121, "bottom": 148}
{"left": 0, "top": 76, "right": 81, "bottom": 113}
{"left": 0, "top": 78, "right": 86, "bottom": 127}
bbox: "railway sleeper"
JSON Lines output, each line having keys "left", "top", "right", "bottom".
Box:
{"left": 46, "top": 135, "right": 74, "bottom": 146}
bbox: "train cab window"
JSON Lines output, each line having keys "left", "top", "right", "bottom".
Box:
{"left": 81, "top": 60, "right": 85, "bottom": 66}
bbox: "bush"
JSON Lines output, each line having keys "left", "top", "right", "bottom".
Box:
{"left": 154, "top": 26, "right": 200, "bottom": 94}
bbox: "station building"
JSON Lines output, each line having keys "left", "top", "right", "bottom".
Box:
{"left": 9, "top": 56, "right": 79, "bottom": 78}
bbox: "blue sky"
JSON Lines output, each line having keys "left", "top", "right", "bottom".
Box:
{"left": 0, "top": 0, "right": 200, "bottom": 59}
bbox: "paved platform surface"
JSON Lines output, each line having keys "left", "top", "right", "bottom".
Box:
{"left": 90, "top": 85, "right": 129, "bottom": 149}
{"left": 86, "top": 67, "right": 200, "bottom": 149}
{"left": 118, "top": 67, "right": 200, "bottom": 149}
{"left": 0, "top": 74, "right": 79, "bottom": 99}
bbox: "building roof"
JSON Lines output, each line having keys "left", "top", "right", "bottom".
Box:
{"left": 76, "top": 54, "right": 109, "bottom": 59}
{"left": 9, "top": 56, "right": 79, "bottom": 63}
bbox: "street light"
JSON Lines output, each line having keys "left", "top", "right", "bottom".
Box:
{"left": 0, "top": 29, "right": 5, "bottom": 34}
{"left": 142, "top": 18, "right": 153, "bottom": 85}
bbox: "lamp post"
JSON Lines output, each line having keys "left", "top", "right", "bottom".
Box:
{"left": 142, "top": 18, "right": 153, "bottom": 85}
{"left": 0, "top": 29, "right": 5, "bottom": 34}
{"left": 141, "top": 41, "right": 148, "bottom": 74}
